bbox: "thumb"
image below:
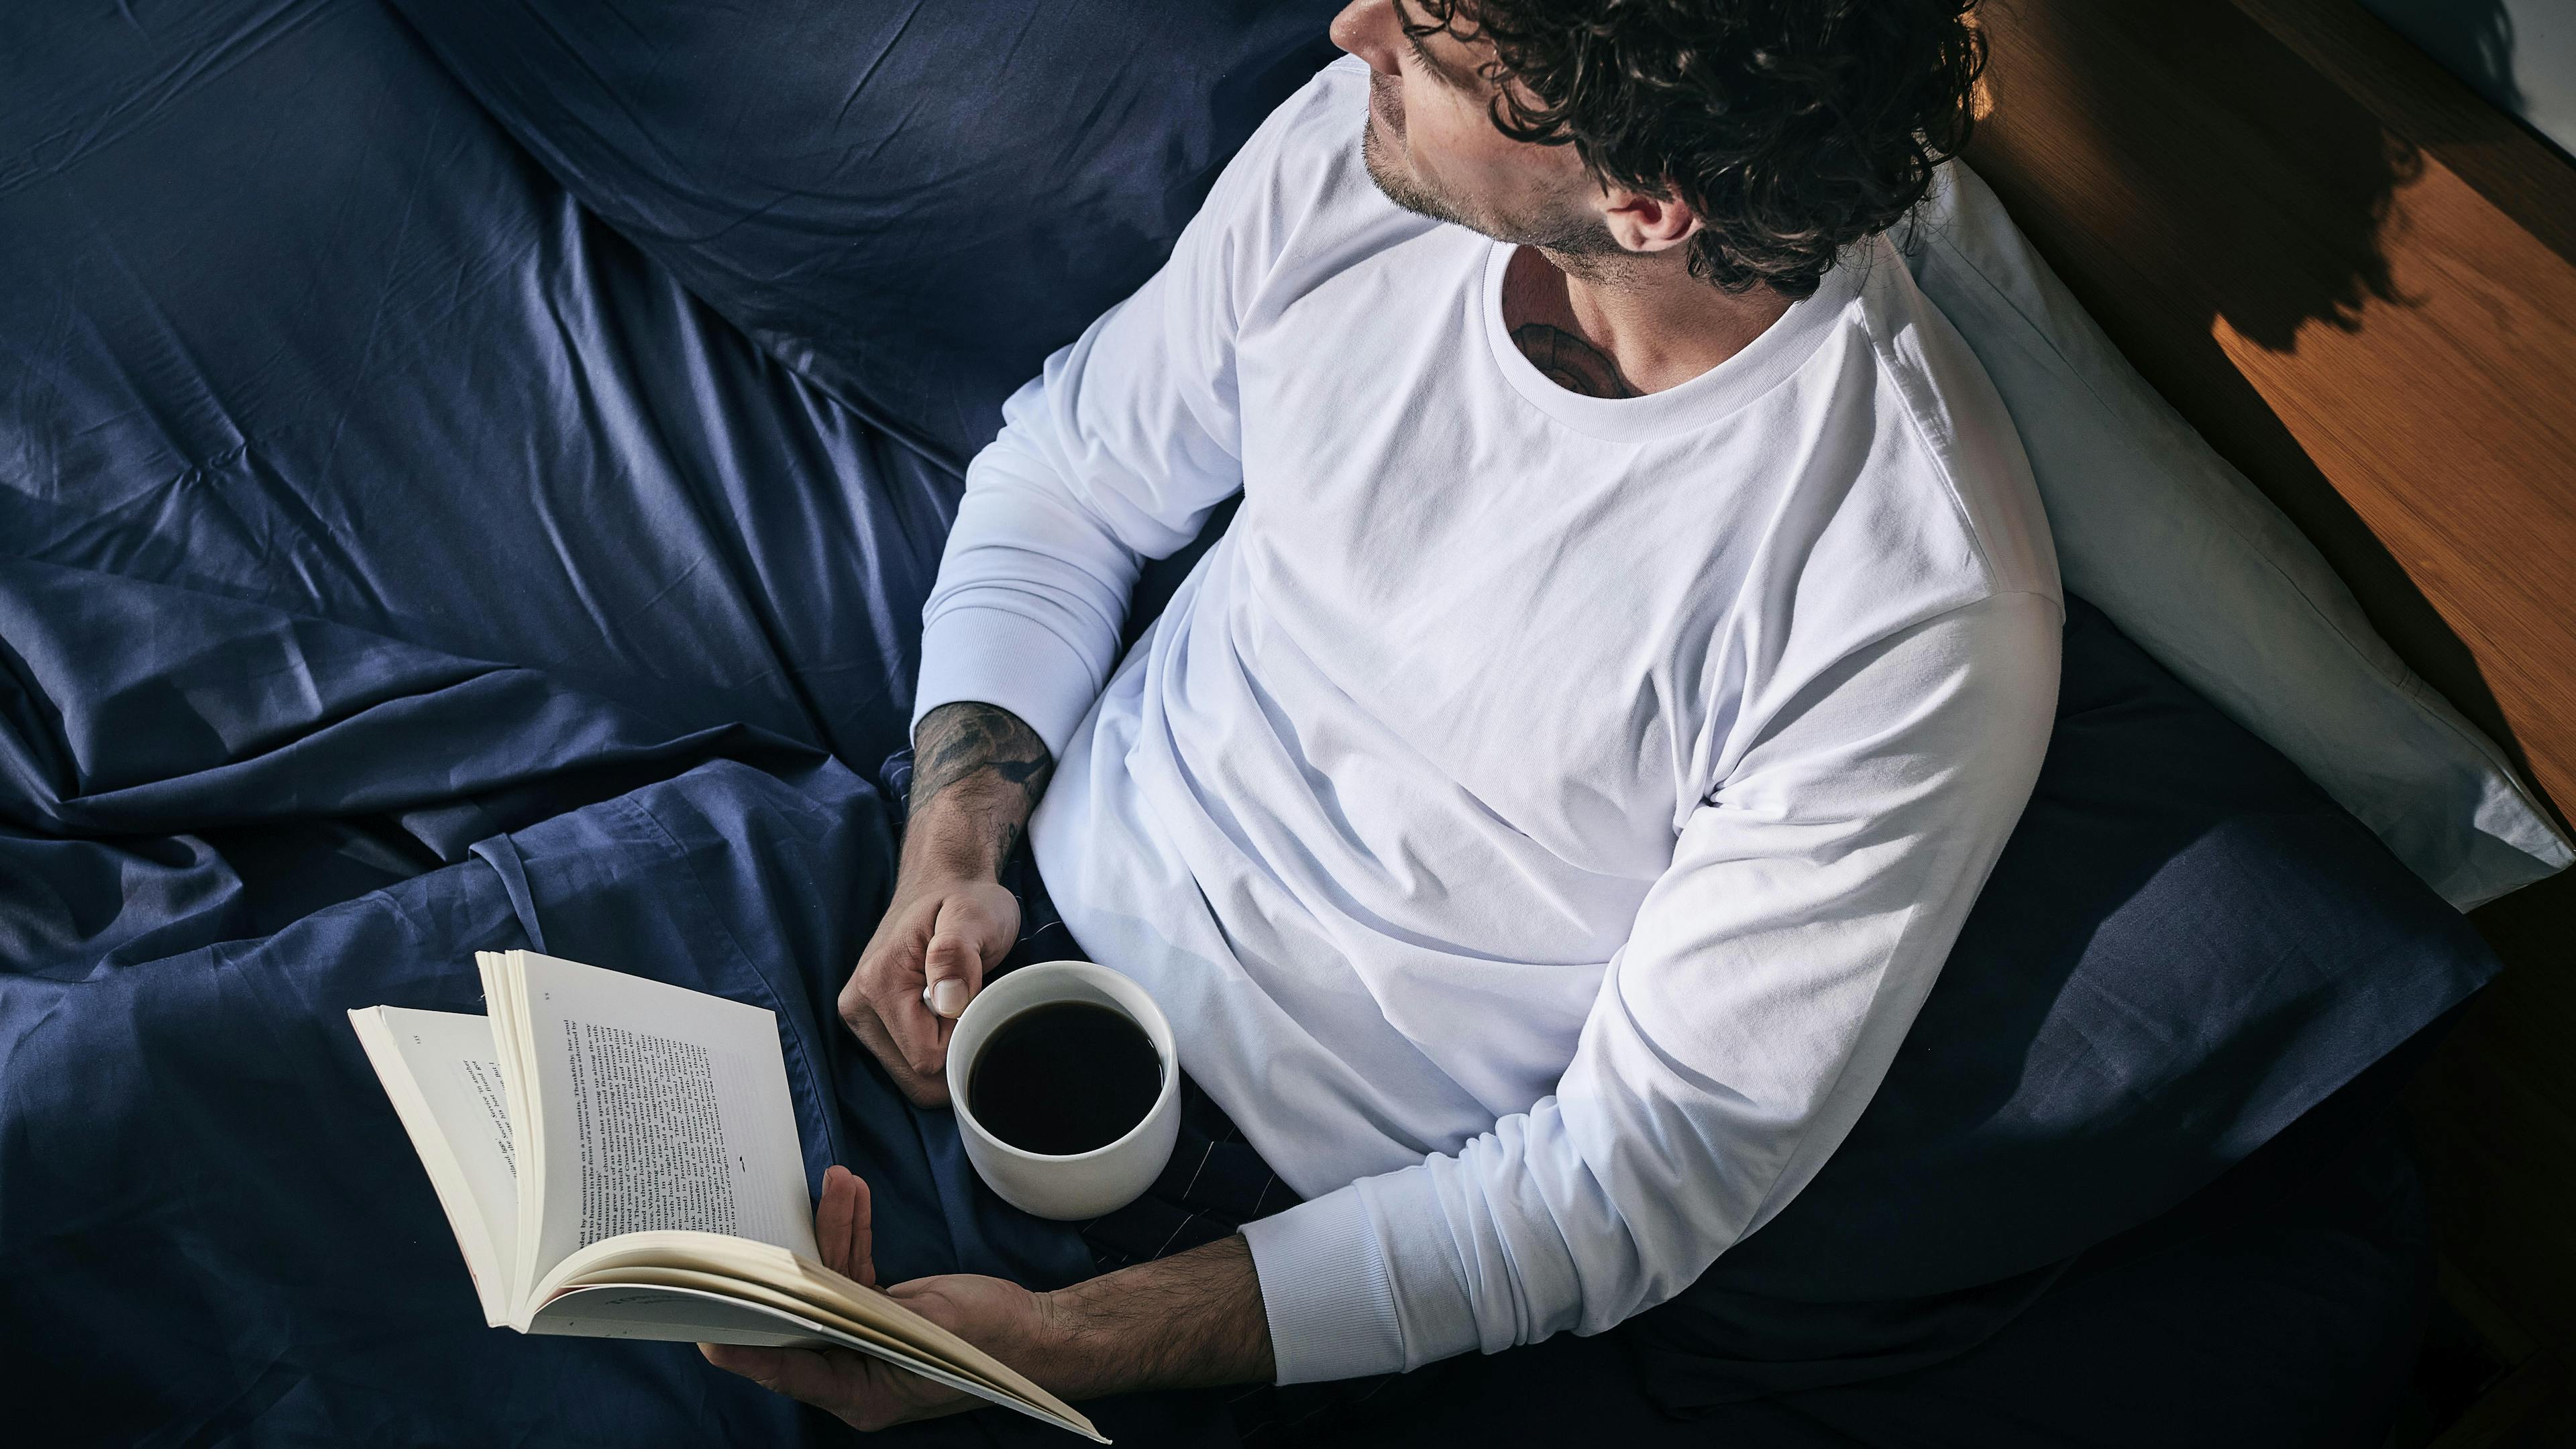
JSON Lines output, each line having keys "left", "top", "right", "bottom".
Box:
{"left": 922, "top": 894, "right": 1009, "bottom": 1020}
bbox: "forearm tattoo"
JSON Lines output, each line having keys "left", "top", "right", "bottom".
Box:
{"left": 910, "top": 701, "right": 1055, "bottom": 870}
{"left": 1511, "top": 322, "right": 1643, "bottom": 399}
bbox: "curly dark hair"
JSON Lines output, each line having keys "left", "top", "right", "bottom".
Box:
{"left": 1407, "top": 0, "right": 1986, "bottom": 299}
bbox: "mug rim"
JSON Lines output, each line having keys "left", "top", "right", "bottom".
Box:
{"left": 949, "top": 959, "right": 1179, "bottom": 1166}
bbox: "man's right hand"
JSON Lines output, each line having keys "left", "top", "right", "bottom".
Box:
{"left": 840, "top": 870, "right": 1019, "bottom": 1107}
{"left": 841, "top": 701, "right": 1056, "bottom": 1108}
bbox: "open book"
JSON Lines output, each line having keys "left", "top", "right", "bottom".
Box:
{"left": 350, "top": 949, "right": 1104, "bottom": 1442}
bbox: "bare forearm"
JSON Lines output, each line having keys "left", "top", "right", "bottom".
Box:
{"left": 906, "top": 701, "right": 1054, "bottom": 879}
{"left": 1036, "top": 1235, "right": 1275, "bottom": 1398}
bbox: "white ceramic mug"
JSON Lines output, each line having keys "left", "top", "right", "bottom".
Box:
{"left": 945, "top": 959, "right": 1180, "bottom": 1221}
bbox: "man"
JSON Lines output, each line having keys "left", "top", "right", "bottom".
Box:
{"left": 710, "top": 0, "right": 2056, "bottom": 1429}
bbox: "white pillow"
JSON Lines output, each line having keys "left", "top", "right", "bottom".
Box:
{"left": 1904, "top": 160, "right": 2570, "bottom": 910}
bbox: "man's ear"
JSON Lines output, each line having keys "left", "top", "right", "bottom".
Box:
{"left": 1599, "top": 184, "right": 1703, "bottom": 256}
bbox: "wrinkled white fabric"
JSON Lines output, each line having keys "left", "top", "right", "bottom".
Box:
{"left": 913, "top": 58, "right": 2061, "bottom": 1383}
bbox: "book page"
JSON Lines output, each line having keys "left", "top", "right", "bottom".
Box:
{"left": 347, "top": 1006, "right": 521, "bottom": 1326}
{"left": 497, "top": 951, "right": 815, "bottom": 1307}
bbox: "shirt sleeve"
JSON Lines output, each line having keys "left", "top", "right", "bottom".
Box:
{"left": 1242, "top": 589, "right": 2063, "bottom": 1382}
{"left": 909, "top": 111, "right": 1283, "bottom": 757}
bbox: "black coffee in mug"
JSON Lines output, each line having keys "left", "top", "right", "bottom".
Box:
{"left": 967, "top": 1000, "right": 1163, "bottom": 1157}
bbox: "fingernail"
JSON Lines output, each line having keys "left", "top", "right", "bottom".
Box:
{"left": 930, "top": 979, "right": 968, "bottom": 1018}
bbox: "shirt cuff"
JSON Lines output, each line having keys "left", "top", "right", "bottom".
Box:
{"left": 1241, "top": 1185, "right": 1407, "bottom": 1384}
{"left": 910, "top": 604, "right": 1104, "bottom": 761}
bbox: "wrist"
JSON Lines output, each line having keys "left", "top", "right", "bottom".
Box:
{"left": 904, "top": 701, "right": 1053, "bottom": 880}
{"left": 1026, "top": 1285, "right": 1124, "bottom": 1401}
{"left": 898, "top": 799, "right": 1014, "bottom": 883}
{"left": 1020, "top": 1237, "right": 1275, "bottom": 1400}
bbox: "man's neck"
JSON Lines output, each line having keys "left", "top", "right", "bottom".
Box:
{"left": 1501, "top": 244, "right": 1794, "bottom": 398}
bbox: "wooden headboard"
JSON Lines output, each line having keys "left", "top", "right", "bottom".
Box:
{"left": 1964, "top": 0, "right": 2576, "bottom": 1436}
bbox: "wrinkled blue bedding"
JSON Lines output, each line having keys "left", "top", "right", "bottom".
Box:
{"left": 0, "top": 1, "right": 2502, "bottom": 1445}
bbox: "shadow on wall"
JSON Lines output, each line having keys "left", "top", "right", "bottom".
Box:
{"left": 2361, "top": 0, "right": 2576, "bottom": 160}
{"left": 2445, "top": 0, "right": 2527, "bottom": 109}
{"left": 1977, "top": 0, "right": 2465, "bottom": 354}
{"left": 1966, "top": 0, "right": 2553, "bottom": 816}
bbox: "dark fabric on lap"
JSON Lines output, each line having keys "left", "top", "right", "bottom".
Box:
{"left": 1082, "top": 1082, "right": 1299, "bottom": 1273}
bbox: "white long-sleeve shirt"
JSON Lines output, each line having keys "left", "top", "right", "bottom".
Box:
{"left": 911, "top": 57, "right": 2061, "bottom": 1383}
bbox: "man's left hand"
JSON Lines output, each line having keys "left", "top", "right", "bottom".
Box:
{"left": 701, "top": 1165, "right": 1275, "bottom": 1428}
{"left": 701, "top": 1272, "right": 1059, "bottom": 1432}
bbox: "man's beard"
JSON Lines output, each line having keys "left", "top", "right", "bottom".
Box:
{"left": 1358, "top": 76, "right": 1461, "bottom": 225}
{"left": 1359, "top": 72, "right": 1628, "bottom": 273}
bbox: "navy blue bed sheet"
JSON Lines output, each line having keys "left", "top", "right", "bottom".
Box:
{"left": 0, "top": 1, "right": 945, "bottom": 1440}
{"left": 0, "top": 0, "right": 959, "bottom": 824}
{"left": 0, "top": 0, "right": 2504, "bottom": 1445}
{"left": 380, "top": 0, "right": 1349, "bottom": 474}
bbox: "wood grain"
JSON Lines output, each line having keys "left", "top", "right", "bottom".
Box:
{"left": 1963, "top": 0, "right": 2576, "bottom": 1435}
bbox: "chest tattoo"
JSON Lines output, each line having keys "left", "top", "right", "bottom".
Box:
{"left": 1511, "top": 323, "right": 1643, "bottom": 400}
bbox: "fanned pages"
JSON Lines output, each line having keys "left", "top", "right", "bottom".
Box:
{"left": 346, "top": 1007, "right": 521, "bottom": 1326}
{"left": 350, "top": 949, "right": 1105, "bottom": 1442}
